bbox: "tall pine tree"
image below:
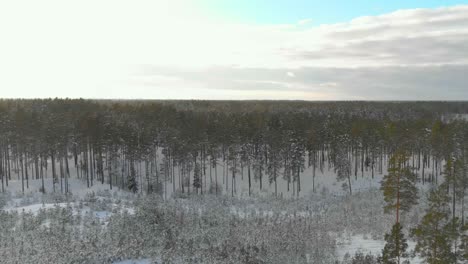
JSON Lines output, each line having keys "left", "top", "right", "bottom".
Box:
{"left": 411, "top": 187, "right": 457, "bottom": 264}
{"left": 381, "top": 223, "right": 408, "bottom": 264}
{"left": 380, "top": 150, "right": 418, "bottom": 264}
{"left": 381, "top": 151, "right": 419, "bottom": 224}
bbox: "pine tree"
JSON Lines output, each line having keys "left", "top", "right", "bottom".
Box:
{"left": 267, "top": 149, "right": 282, "bottom": 198}
{"left": 335, "top": 134, "right": 352, "bottom": 195}
{"left": 128, "top": 162, "right": 138, "bottom": 193}
{"left": 335, "top": 147, "right": 352, "bottom": 195}
{"left": 411, "top": 187, "right": 456, "bottom": 264}
{"left": 381, "top": 223, "right": 408, "bottom": 264}
{"left": 381, "top": 150, "right": 418, "bottom": 224}
{"left": 461, "top": 221, "right": 468, "bottom": 261}
{"left": 381, "top": 151, "right": 418, "bottom": 264}
{"left": 193, "top": 162, "right": 201, "bottom": 193}
{"left": 444, "top": 157, "right": 465, "bottom": 260}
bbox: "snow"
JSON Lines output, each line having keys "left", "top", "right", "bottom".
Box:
{"left": 3, "top": 178, "right": 122, "bottom": 198}
{"left": 337, "top": 234, "right": 385, "bottom": 259}
{"left": 0, "top": 164, "right": 448, "bottom": 263}
{"left": 0, "top": 152, "right": 444, "bottom": 200}
{"left": 5, "top": 203, "right": 70, "bottom": 215}
{"left": 337, "top": 234, "right": 423, "bottom": 263}
{"left": 112, "top": 259, "right": 153, "bottom": 264}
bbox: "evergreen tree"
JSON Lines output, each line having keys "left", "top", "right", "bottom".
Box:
{"left": 381, "top": 223, "right": 408, "bottom": 264}
{"left": 128, "top": 162, "right": 138, "bottom": 193}
{"left": 335, "top": 147, "right": 352, "bottom": 195}
{"left": 461, "top": 221, "right": 468, "bottom": 261}
{"left": 411, "top": 187, "right": 457, "bottom": 264}
{"left": 444, "top": 157, "right": 465, "bottom": 260}
{"left": 381, "top": 151, "right": 418, "bottom": 264}
{"left": 348, "top": 251, "right": 378, "bottom": 264}
{"left": 334, "top": 134, "right": 352, "bottom": 195}
{"left": 193, "top": 162, "right": 202, "bottom": 193}
{"left": 381, "top": 151, "right": 418, "bottom": 224}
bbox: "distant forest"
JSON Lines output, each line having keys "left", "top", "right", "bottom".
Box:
{"left": 0, "top": 99, "right": 467, "bottom": 197}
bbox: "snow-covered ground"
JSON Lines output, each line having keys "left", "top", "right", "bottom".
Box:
{"left": 113, "top": 259, "right": 153, "bottom": 264}
{"left": 337, "top": 234, "right": 423, "bottom": 263}
{"left": 1, "top": 152, "right": 441, "bottom": 199}
{"left": 0, "top": 175, "right": 434, "bottom": 263}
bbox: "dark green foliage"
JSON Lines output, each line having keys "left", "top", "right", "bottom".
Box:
{"left": 380, "top": 151, "right": 418, "bottom": 222}
{"left": 346, "top": 251, "right": 379, "bottom": 264}
{"left": 335, "top": 135, "right": 352, "bottom": 195}
{"left": 381, "top": 223, "right": 408, "bottom": 264}
{"left": 411, "top": 187, "right": 457, "bottom": 264}
{"left": 461, "top": 222, "right": 468, "bottom": 260}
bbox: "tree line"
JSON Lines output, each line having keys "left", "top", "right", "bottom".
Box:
{"left": 0, "top": 99, "right": 467, "bottom": 263}
{"left": 379, "top": 147, "right": 467, "bottom": 263}
{"left": 0, "top": 99, "right": 467, "bottom": 199}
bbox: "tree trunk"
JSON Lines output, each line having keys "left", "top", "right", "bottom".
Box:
{"left": 347, "top": 174, "right": 352, "bottom": 195}
{"left": 297, "top": 167, "right": 301, "bottom": 198}
{"left": 215, "top": 160, "right": 218, "bottom": 195}
{"left": 313, "top": 162, "right": 316, "bottom": 193}
{"left": 25, "top": 153, "right": 29, "bottom": 190}
{"left": 248, "top": 163, "right": 251, "bottom": 196}
{"left": 51, "top": 153, "right": 56, "bottom": 193}
{"left": 20, "top": 153, "right": 24, "bottom": 194}
{"left": 40, "top": 155, "right": 45, "bottom": 193}
{"left": 274, "top": 166, "right": 277, "bottom": 198}
{"left": 60, "top": 157, "right": 64, "bottom": 193}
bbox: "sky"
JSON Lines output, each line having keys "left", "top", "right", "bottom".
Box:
{"left": 1, "top": 0, "right": 468, "bottom": 100}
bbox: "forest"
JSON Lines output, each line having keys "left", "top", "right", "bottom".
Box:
{"left": 0, "top": 99, "right": 467, "bottom": 263}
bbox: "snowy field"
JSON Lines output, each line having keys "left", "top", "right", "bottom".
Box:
{"left": 0, "top": 175, "right": 433, "bottom": 264}
{"left": 113, "top": 259, "right": 152, "bottom": 264}
{"left": 336, "top": 234, "right": 423, "bottom": 264}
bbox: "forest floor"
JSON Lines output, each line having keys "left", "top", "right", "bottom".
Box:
{"left": 336, "top": 234, "right": 423, "bottom": 263}
{"left": 0, "top": 178, "right": 428, "bottom": 263}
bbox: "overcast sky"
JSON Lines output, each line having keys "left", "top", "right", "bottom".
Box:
{"left": 1, "top": 1, "right": 468, "bottom": 100}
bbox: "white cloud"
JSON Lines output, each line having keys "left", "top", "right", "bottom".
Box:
{"left": 298, "top": 18, "right": 313, "bottom": 25}
{"left": 0, "top": 2, "right": 467, "bottom": 99}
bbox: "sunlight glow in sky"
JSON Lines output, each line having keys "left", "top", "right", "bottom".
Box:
{"left": 1, "top": 0, "right": 468, "bottom": 100}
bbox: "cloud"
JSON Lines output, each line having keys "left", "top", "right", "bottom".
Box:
{"left": 134, "top": 5, "right": 468, "bottom": 100}
{"left": 138, "top": 64, "right": 468, "bottom": 100}
{"left": 294, "top": 32, "right": 468, "bottom": 66}
{"left": 1, "top": 2, "right": 468, "bottom": 100}
{"left": 288, "top": 5, "right": 468, "bottom": 67}
{"left": 298, "top": 18, "right": 313, "bottom": 25}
